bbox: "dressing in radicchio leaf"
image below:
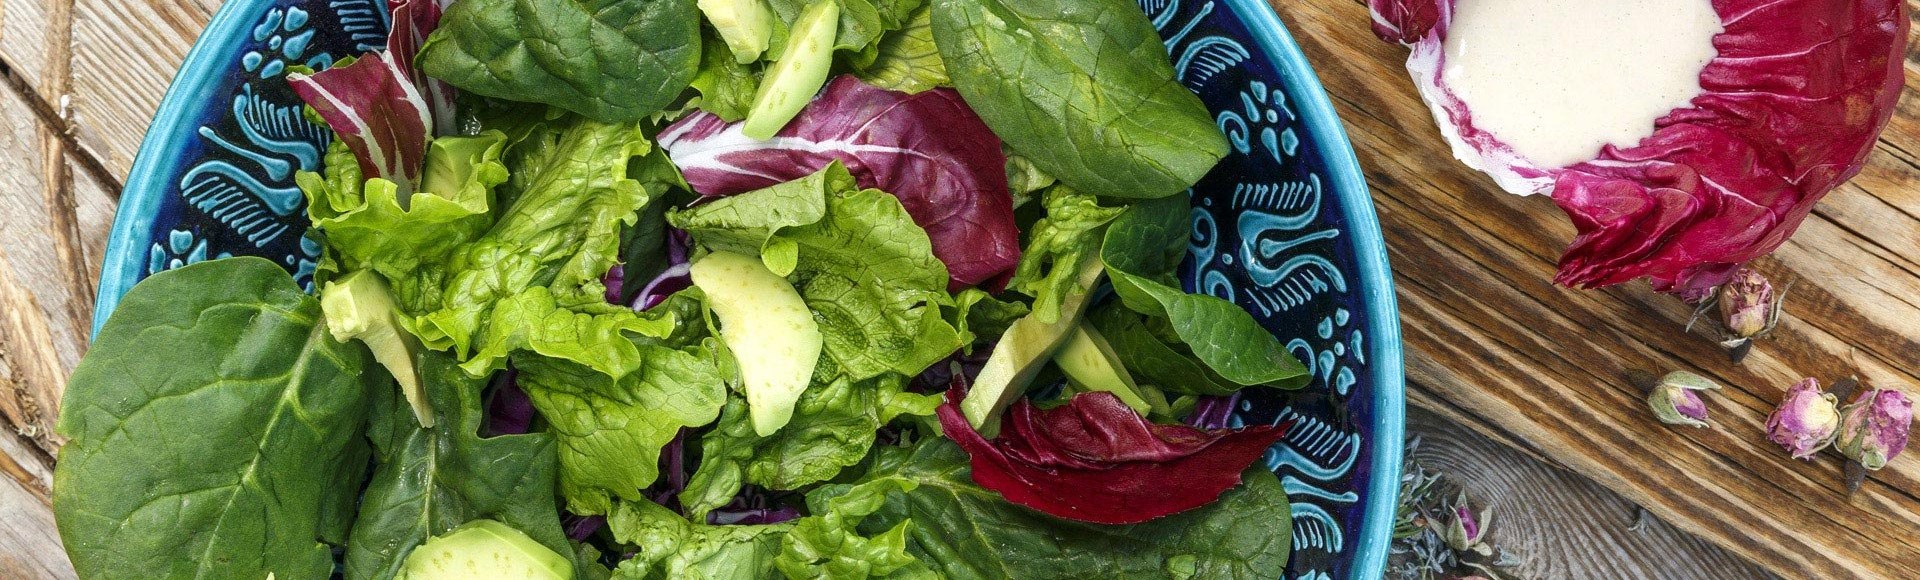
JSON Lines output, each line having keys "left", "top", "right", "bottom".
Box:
{"left": 659, "top": 75, "right": 1019, "bottom": 290}
{"left": 934, "top": 384, "right": 1286, "bottom": 524}
{"left": 1371, "top": 0, "right": 1908, "bottom": 298}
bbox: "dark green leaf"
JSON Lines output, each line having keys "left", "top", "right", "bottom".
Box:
{"left": 1101, "top": 196, "right": 1308, "bottom": 389}
{"left": 344, "top": 352, "right": 569, "bottom": 580}
{"left": 420, "top": 0, "right": 701, "bottom": 121}
{"left": 53, "top": 257, "right": 378, "bottom": 580}
{"left": 930, "top": 0, "right": 1226, "bottom": 198}
{"left": 851, "top": 440, "right": 1292, "bottom": 579}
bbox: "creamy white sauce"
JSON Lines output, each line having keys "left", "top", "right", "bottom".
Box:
{"left": 1440, "top": 0, "right": 1722, "bottom": 168}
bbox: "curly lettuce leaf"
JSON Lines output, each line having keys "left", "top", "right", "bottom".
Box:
{"left": 299, "top": 132, "right": 508, "bottom": 309}
{"left": 1006, "top": 186, "right": 1123, "bottom": 323}
{"left": 419, "top": 0, "right": 701, "bottom": 122}
{"left": 929, "top": 0, "right": 1225, "bottom": 199}
{"left": 513, "top": 345, "right": 727, "bottom": 515}
{"left": 1100, "top": 195, "right": 1307, "bottom": 388}
{"left": 607, "top": 478, "right": 923, "bottom": 579}
{"left": 670, "top": 163, "right": 963, "bottom": 381}
{"left": 680, "top": 363, "right": 938, "bottom": 520}
{"left": 344, "top": 352, "right": 569, "bottom": 580}
{"left": 53, "top": 258, "right": 378, "bottom": 580}
{"left": 414, "top": 116, "right": 667, "bottom": 370}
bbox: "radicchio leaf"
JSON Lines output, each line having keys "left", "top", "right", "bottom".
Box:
{"left": 1369, "top": 0, "right": 1908, "bottom": 297}
{"left": 287, "top": 0, "right": 453, "bottom": 193}
{"left": 659, "top": 75, "right": 1019, "bottom": 290}
{"left": 934, "top": 384, "right": 1286, "bottom": 524}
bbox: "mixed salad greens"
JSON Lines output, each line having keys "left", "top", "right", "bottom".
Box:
{"left": 52, "top": 0, "right": 1313, "bottom": 578}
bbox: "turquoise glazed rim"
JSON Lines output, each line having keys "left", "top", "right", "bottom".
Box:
{"left": 92, "top": 0, "right": 1403, "bottom": 577}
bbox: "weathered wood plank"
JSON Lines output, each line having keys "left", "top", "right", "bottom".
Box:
{"left": 0, "top": 0, "right": 60, "bottom": 101}
{"left": 1406, "top": 408, "right": 1776, "bottom": 580}
{"left": 0, "top": 70, "right": 113, "bottom": 457}
{"left": 0, "top": 425, "right": 67, "bottom": 580}
{"left": 1279, "top": 0, "right": 1920, "bottom": 576}
{"left": 68, "top": 0, "right": 211, "bottom": 177}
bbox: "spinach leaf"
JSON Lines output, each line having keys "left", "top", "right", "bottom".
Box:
{"left": 670, "top": 163, "right": 963, "bottom": 382}
{"left": 851, "top": 440, "right": 1293, "bottom": 579}
{"left": 1090, "top": 303, "right": 1238, "bottom": 396}
{"left": 929, "top": 0, "right": 1226, "bottom": 199}
{"left": 1101, "top": 195, "right": 1308, "bottom": 389}
{"left": 854, "top": 5, "right": 946, "bottom": 93}
{"left": 344, "top": 352, "right": 569, "bottom": 580}
{"left": 513, "top": 344, "right": 727, "bottom": 515}
{"left": 680, "top": 362, "right": 938, "bottom": 520}
{"left": 420, "top": 0, "right": 701, "bottom": 122}
{"left": 53, "top": 257, "right": 378, "bottom": 580}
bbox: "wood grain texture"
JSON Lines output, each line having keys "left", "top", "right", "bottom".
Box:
{"left": 1281, "top": 0, "right": 1920, "bottom": 576}
{"left": 1406, "top": 408, "right": 1776, "bottom": 580}
{"left": 69, "top": 0, "right": 210, "bottom": 177}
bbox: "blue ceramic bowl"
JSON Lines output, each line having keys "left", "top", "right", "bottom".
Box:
{"left": 92, "top": 0, "right": 1403, "bottom": 576}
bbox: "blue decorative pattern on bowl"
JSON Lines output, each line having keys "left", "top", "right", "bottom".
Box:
{"left": 93, "top": 0, "right": 1404, "bottom": 577}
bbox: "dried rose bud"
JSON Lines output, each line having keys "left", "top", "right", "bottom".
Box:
{"left": 1836, "top": 388, "right": 1913, "bottom": 470}
{"left": 1765, "top": 378, "right": 1840, "bottom": 460}
{"left": 1647, "top": 371, "right": 1718, "bottom": 428}
{"left": 1440, "top": 503, "right": 1487, "bottom": 552}
{"left": 1718, "top": 268, "right": 1776, "bottom": 338}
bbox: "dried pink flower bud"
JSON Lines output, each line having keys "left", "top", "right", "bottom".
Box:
{"left": 1434, "top": 500, "right": 1490, "bottom": 553}
{"left": 1765, "top": 378, "right": 1840, "bottom": 460}
{"left": 1648, "top": 371, "right": 1717, "bottom": 428}
{"left": 1718, "top": 268, "right": 1776, "bottom": 339}
{"left": 1836, "top": 388, "right": 1913, "bottom": 470}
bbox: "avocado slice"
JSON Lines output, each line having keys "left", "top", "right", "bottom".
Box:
{"left": 741, "top": 0, "right": 838, "bottom": 140}
{"left": 1055, "top": 322, "right": 1170, "bottom": 418}
{"left": 962, "top": 259, "right": 1105, "bottom": 434}
{"left": 690, "top": 250, "right": 824, "bottom": 436}
{"left": 321, "top": 269, "right": 432, "bottom": 428}
{"left": 396, "top": 520, "right": 571, "bottom": 580}
{"left": 698, "top": 0, "right": 775, "bottom": 63}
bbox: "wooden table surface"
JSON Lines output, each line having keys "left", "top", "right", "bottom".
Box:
{"left": 2, "top": 0, "right": 1914, "bottom": 577}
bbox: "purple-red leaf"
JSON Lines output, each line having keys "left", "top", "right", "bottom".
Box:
{"left": 660, "top": 76, "right": 1020, "bottom": 290}
{"left": 1368, "top": 0, "right": 1908, "bottom": 297}
{"left": 935, "top": 386, "right": 1286, "bottom": 525}
{"left": 287, "top": 0, "right": 452, "bottom": 192}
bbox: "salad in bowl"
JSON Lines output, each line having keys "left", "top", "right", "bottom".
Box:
{"left": 55, "top": 0, "right": 1391, "bottom": 578}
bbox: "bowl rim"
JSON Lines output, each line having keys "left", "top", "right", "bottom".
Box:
{"left": 1221, "top": 0, "right": 1405, "bottom": 575}
{"left": 92, "top": 0, "right": 1405, "bottom": 576}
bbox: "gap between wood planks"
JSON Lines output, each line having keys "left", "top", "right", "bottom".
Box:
{"left": 0, "top": 58, "right": 124, "bottom": 202}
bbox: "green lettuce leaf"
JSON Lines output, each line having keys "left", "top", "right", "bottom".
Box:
{"left": 299, "top": 133, "right": 508, "bottom": 311}
{"left": 680, "top": 362, "right": 939, "bottom": 520}
{"left": 848, "top": 440, "right": 1292, "bottom": 579}
{"left": 853, "top": 5, "right": 945, "bottom": 94}
{"left": 608, "top": 499, "right": 789, "bottom": 580}
{"left": 607, "top": 478, "right": 923, "bottom": 579}
{"left": 691, "top": 28, "right": 762, "bottom": 122}
{"left": 462, "top": 287, "right": 676, "bottom": 379}
{"left": 53, "top": 257, "right": 378, "bottom": 580}
{"left": 420, "top": 0, "right": 701, "bottom": 122}
{"left": 1100, "top": 195, "right": 1308, "bottom": 389}
{"left": 670, "top": 163, "right": 962, "bottom": 381}
{"left": 414, "top": 116, "right": 669, "bottom": 372}
{"left": 513, "top": 344, "right": 727, "bottom": 515}
{"left": 344, "top": 352, "right": 569, "bottom": 580}
{"left": 1006, "top": 186, "right": 1124, "bottom": 323}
